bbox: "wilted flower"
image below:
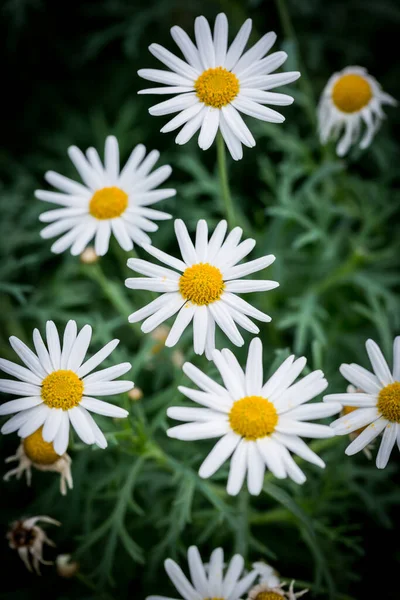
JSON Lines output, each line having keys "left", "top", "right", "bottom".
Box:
{"left": 7, "top": 515, "right": 60, "bottom": 574}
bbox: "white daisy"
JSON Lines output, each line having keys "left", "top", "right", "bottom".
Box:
{"left": 146, "top": 545, "right": 257, "bottom": 600}
{"left": 324, "top": 337, "right": 400, "bottom": 468}
{"left": 35, "top": 136, "right": 175, "bottom": 256}
{"left": 0, "top": 320, "right": 133, "bottom": 454}
{"left": 318, "top": 66, "right": 396, "bottom": 156}
{"left": 167, "top": 338, "right": 341, "bottom": 496}
{"left": 125, "top": 219, "right": 278, "bottom": 358}
{"left": 4, "top": 426, "right": 73, "bottom": 496}
{"left": 138, "top": 13, "right": 300, "bottom": 160}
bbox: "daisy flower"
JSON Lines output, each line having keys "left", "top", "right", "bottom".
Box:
{"left": 35, "top": 136, "right": 175, "bottom": 256}
{"left": 146, "top": 545, "right": 257, "bottom": 600}
{"left": 248, "top": 563, "right": 308, "bottom": 600}
{"left": 324, "top": 337, "right": 400, "bottom": 468}
{"left": 318, "top": 66, "right": 396, "bottom": 156}
{"left": 167, "top": 338, "right": 341, "bottom": 496}
{"left": 7, "top": 515, "right": 60, "bottom": 574}
{"left": 4, "top": 427, "right": 73, "bottom": 495}
{"left": 138, "top": 13, "right": 300, "bottom": 160}
{"left": 125, "top": 219, "right": 278, "bottom": 358}
{"left": 0, "top": 320, "right": 133, "bottom": 454}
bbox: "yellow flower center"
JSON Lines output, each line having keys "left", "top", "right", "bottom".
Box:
{"left": 23, "top": 427, "right": 60, "bottom": 464}
{"left": 255, "top": 593, "right": 283, "bottom": 600}
{"left": 41, "top": 370, "right": 84, "bottom": 410}
{"left": 229, "top": 396, "right": 278, "bottom": 440}
{"left": 342, "top": 405, "right": 368, "bottom": 436}
{"left": 89, "top": 186, "right": 128, "bottom": 220}
{"left": 331, "top": 74, "right": 372, "bottom": 113}
{"left": 179, "top": 263, "right": 225, "bottom": 305}
{"left": 377, "top": 382, "right": 400, "bottom": 422}
{"left": 195, "top": 67, "right": 240, "bottom": 109}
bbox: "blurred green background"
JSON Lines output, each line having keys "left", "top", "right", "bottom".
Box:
{"left": 1, "top": 0, "right": 400, "bottom": 598}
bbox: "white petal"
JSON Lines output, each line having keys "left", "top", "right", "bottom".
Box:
{"left": 323, "top": 392, "right": 377, "bottom": 407}
{"left": 256, "top": 436, "right": 287, "bottom": 478}
{"left": 261, "top": 355, "right": 295, "bottom": 398}
{"left": 165, "top": 302, "right": 196, "bottom": 345}
{"left": 83, "top": 381, "right": 133, "bottom": 396}
{"left": 167, "top": 406, "right": 227, "bottom": 422}
{"left": 212, "top": 350, "right": 245, "bottom": 399}
{"left": 60, "top": 320, "right": 78, "bottom": 369}
{"left": 233, "top": 31, "right": 277, "bottom": 75}
{"left": 247, "top": 442, "right": 265, "bottom": 495}
{"left": 0, "top": 396, "right": 42, "bottom": 416}
{"left": 220, "top": 292, "right": 272, "bottom": 323}
{"left": 67, "top": 324, "right": 92, "bottom": 371}
{"left": 277, "top": 418, "right": 335, "bottom": 439}
{"left": 340, "top": 363, "right": 381, "bottom": 394}
{"left": 44, "top": 170, "right": 91, "bottom": 197}
{"left": 376, "top": 423, "right": 397, "bottom": 469}
{"left": 224, "top": 19, "right": 252, "bottom": 71}
{"left": 198, "top": 108, "right": 220, "bottom": 151}
{"left": 272, "top": 432, "right": 325, "bottom": 468}
{"left": 68, "top": 146, "right": 102, "bottom": 190}
{"left": 161, "top": 103, "right": 204, "bottom": 133}
{"left": 111, "top": 219, "right": 134, "bottom": 252}
{"left": 213, "top": 13, "right": 228, "bottom": 66}
{"left": 127, "top": 258, "right": 180, "bottom": 281}
{"left": 279, "top": 445, "right": 306, "bottom": 484}
{"left": 0, "top": 359, "right": 41, "bottom": 385}
{"left": 141, "top": 294, "right": 184, "bottom": 333}
{"left": 239, "top": 88, "right": 294, "bottom": 105}
{"left": 238, "top": 51, "right": 288, "bottom": 80}
{"left": 227, "top": 439, "right": 248, "bottom": 496}
{"left": 70, "top": 220, "right": 97, "bottom": 255}
{"left": 0, "top": 379, "right": 40, "bottom": 396}
{"left": 393, "top": 336, "right": 400, "bottom": 381}
{"left": 208, "top": 303, "right": 244, "bottom": 347}
{"left": 330, "top": 407, "right": 380, "bottom": 435}
{"left": 187, "top": 547, "right": 208, "bottom": 598}
{"left": 18, "top": 404, "right": 50, "bottom": 438}
{"left": 53, "top": 412, "right": 70, "bottom": 455}
{"left": 242, "top": 71, "right": 300, "bottom": 91}
{"left": 208, "top": 548, "right": 223, "bottom": 597}
{"left": 94, "top": 220, "right": 112, "bottom": 256}
{"left": 80, "top": 396, "right": 128, "bottom": 418}
{"left": 171, "top": 26, "right": 203, "bottom": 72}
{"left": 46, "top": 321, "right": 61, "bottom": 371}
{"left": 83, "top": 362, "right": 132, "bottom": 383}
{"left": 149, "top": 43, "right": 199, "bottom": 79}
{"left": 175, "top": 107, "right": 207, "bottom": 145}
{"left": 68, "top": 406, "right": 95, "bottom": 445}
{"left": 206, "top": 220, "right": 228, "bottom": 263}
{"left": 104, "top": 136, "right": 120, "bottom": 180}
{"left": 1, "top": 406, "right": 41, "bottom": 435}
{"left": 84, "top": 409, "right": 108, "bottom": 449}
{"left": 174, "top": 219, "right": 197, "bottom": 264}
{"left": 221, "top": 105, "right": 255, "bottom": 148}
{"left": 195, "top": 16, "right": 215, "bottom": 69}
{"left": 32, "top": 328, "right": 53, "bottom": 374}
{"left": 164, "top": 559, "right": 202, "bottom": 600}
{"left": 224, "top": 279, "right": 279, "bottom": 293}
{"left": 125, "top": 278, "right": 179, "bottom": 293}
{"left": 245, "top": 337, "right": 263, "bottom": 395}
{"left": 345, "top": 417, "right": 387, "bottom": 456}
{"left": 366, "top": 339, "right": 393, "bottom": 386}
{"left": 232, "top": 97, "right": 284, "bottom": 123}
{"left": 77, "top": 339, "right": 119, "bottom": 378}
{"left": 141, "top": 242, "right": 187, "bottom": 272}
{"left": 178, "top": 385, "right": 232, "bottom": 412}
{"left": 42, "top": 408, "right": 63, "bottom": 443}
{"left": 182, "top": 362, "right": 232, "bottom": 398}
{"left": 8, "top": 336, "right": 46, "bottom": 379}
{"left": 198, "top": 432, "right": 241, "bottom": 478}
{"left": 222, "top": 554, "right": 245, "bottom": 598}
{"left": 167, "top": 421, "right": 230, "bottom": 440}
{"left": 223, "top": 255, "right": 275, "bottom": 280}
{"left": 288, "top": 402, "right": 341, "bottom": 421}
{"left": 193, "top": 306, "right": 208, "bottom": 355}
{"left": 138, "top": 68, "right": 193, "bottom": 86}
{"left": 219, "top": 113, "right": 243, "bottom": 161}
{"left": 149, "top": 94, "right": 198, "bottom": 117}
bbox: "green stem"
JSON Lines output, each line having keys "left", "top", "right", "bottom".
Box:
{"left": 274, "top": 0, "right": 317, "bottom": 127}
{"left": 217, "top": 132, "right": 236, "bottom": 227}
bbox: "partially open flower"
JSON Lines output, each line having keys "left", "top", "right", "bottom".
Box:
{"left": 248, "top": 563, "right": 308, "bottom": 600}
{"left": 128, "top": 387, "right": 144, "bottom": 401}
{"left": 56, "top": 553, "right": 79, "bottom": 578}
{"left": 80, "top": 246, "right": 99, "bottom": 264}
{"left": 7, "top": 515, "right": 60, "bottom": 574}
{"left": 4, "top": 427, "right": 73, "bottom": 495}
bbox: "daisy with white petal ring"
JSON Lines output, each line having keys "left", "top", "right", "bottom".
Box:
{"left": 318, "top": 66, "right": 396, "bottom": 156}
{"left": 125, "top": 219, "right": 278, "bottom": 358}
{"left": 138, "top": 13, "right": 300, "bottom": 160}
{"left": 0, "top": 320, "right": 133, "bottom": 454}
{"left": 167, "top": 338, "right": 340, "bottom": 496}
{"left": 248, "top": 563, "right": 308, "bottom": 600}
{"left": 146, "top": 545, "right": 257, "bottom": 600}
{"left": 35, "top": 136, "right": 175, "bottom": 256}
{"left": 324, "top": 336, "right": 400, "bottom": 468}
